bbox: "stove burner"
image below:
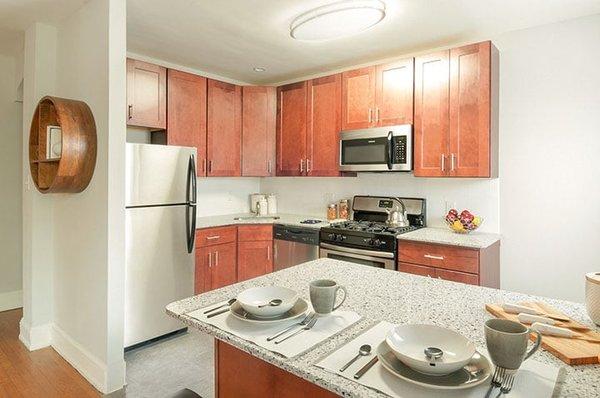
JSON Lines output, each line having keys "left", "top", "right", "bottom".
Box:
{"left": 300, "top": 219, "right": 322, "bottom": 224}
{"left": 328, "top": 220, "right": 418, "bottom": 236}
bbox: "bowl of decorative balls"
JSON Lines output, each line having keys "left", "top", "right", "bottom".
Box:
{"left": 445, "top": 209, "right": 483, "bottom": 234}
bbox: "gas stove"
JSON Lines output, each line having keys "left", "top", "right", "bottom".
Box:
{"left": 319, "top": 196, "right": 426, "bottom": 270}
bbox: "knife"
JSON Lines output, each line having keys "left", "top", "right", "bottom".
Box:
{"left": 207, "top": 307, "right": 230, "bottom": 318}
{"left": 353, "top": 356, "right": 378, "bottom": 380}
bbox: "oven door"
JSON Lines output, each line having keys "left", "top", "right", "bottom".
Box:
{"left": 319, "top": 244, "right": 396, "bottom": 270}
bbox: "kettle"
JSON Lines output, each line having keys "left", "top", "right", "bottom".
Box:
{"left": 386, "top": 202, "right": 409, "bottom": 227}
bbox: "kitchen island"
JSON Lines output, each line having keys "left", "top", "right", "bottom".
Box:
{"left": 166, "top": 259, "right": 599, "bottom": 397}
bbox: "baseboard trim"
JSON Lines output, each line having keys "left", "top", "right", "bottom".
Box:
{"left": 51, "top": 324, "right": 108, "bottom": 393}
{"left": 0, "top": 289, "right": 22, "bottom": 312}
{"left": 19, "top": 318, "right": 52, "bottom": 350}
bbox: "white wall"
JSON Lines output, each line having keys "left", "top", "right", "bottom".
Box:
{"left": 0, "top": 36, "right": 23, "bottom": 312}
{"left": 196, "top": 177, "right": 260, "bottom": 216}
{"left": 494, "top": 14, "right": 600, "bottom": 302}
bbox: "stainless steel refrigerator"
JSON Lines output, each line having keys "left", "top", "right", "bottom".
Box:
{"left": 125, "top": 143, "right": 197, "bottom": 348}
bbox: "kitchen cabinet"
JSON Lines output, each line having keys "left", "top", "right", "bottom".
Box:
{"left": 207, "top": 79, "right": 242, "bottom": 176}
{"left": 341, "top": 59, "right": 413, "bottom": 131}
{"left": 242, "top": 86, "right": 276, "bottom": 176}
{"left": 397, "top": 240, "right": 500, "bottom": 288}
{"left": 195, "top": 226, "right": 238, "bottom": 293}
{"left": 167, "top": 69, "right": 207, "bottom": 175}
{"left": 276, "top": 82, "right": 308, "bottom": 176}
{"left": 306, "top": 74, "right": 342, "bottom": 176}
{"left": 127, "top": 58, "right": 167, "bottom": 130}
{"left": 414, "top": 41, "right": 498, "bottom": 177}
{"left": 237, "top": 225, "right": 273, "bottom": 282}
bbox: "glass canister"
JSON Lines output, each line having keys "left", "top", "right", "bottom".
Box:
{"left": 327, "top": 203, "right": 338, "bottom": 221}
{"left": 338, "top": 199, "right": 349, "bottom": 220}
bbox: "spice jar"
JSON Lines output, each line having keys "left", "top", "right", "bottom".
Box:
{"left": 327, "top": 203, "right": 338, "bottom": 221}
{"left": 338, "top": 199, "right": 349, "bottom": 220}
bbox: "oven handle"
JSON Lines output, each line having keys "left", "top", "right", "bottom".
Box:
{"left": 386, "top": 131, "right": 393, "bottom": 170}
{"left": 320, "top": 243, "right": 395, "bottom": 259}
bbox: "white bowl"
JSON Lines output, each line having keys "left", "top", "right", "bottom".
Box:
{"left": 386, "top": 324, "right": 476, "bottom": 376}
{"left": 236, "top": 286, "right": 298, "bottom": 318}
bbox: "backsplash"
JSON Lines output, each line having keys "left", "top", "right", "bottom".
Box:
{"left": 196, "top": 178, "right": 260, "bottom": 216}
{"left": 260, "top": 173, "right": 500, "bottom": 233}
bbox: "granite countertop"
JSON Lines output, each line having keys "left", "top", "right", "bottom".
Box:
{"left": 195, "top": 213, "right": 345, "bottom": 230}
{"left": 167, "top": 259, "right": 598, "bottom": 398}
{"left": 398, "top": 227, "right": 501, "bottom": 249}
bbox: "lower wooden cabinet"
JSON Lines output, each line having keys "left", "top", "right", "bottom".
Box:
{"left": 237, "top": 225, "right": 273, "bottom": 282}
{"left": 196, "top": 242, "right": 237, "bottom": 293}
{"left": 398, "top": 240, "right": 499, "bottom": 287}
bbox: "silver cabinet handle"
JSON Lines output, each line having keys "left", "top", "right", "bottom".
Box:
{"left": 306, "top": 158, "right": 311, "bottom": 173}
{"left": 267, "top": 245, "right": 271, "bottom": 261}
{"left": 368, "top": 108, "right": 372, "bottom": 123}
{"left": 128, "top": 105, "right": 133, "bottom": 119}
{"left": 424, "top": 254, "right": 444, "bottom": 260}
{"left": 267, "top": 160, "right": 272, "bottom": 174}
{"left": 206, "top": 235, "right": 220, "bottom": 240}
{"left": 375, "top": 108, "right": 380, "bottom": 123}
{"left": 215, "top": 251, "right": 219, "bottom": 266}
{"left": 208, "top": 252, "right": 212, "bottom": 268}
{"left": 441, "top": 154, "right": 445, "bottom": 171}
{"left": 450, "top": 153, "right": 456, "bottom": 171}
{"left": 300, "top": 159, "right": 304, "bottom": 173}
{"left": 202, "top": 158, "right": 207, "bottom": 173}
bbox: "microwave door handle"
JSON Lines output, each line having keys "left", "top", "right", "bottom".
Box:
{"left": 386, "top": 131, "right": 393, "bottom": 170}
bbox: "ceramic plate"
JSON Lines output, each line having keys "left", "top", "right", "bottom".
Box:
{"left": 376, "top": 341, "right": 491, "bottom": 390}
{"left": 236, "top": 286, "right": 298, "bottom": 317}
{"left": 230, "top": 298, "right": 308, "bottom": 324}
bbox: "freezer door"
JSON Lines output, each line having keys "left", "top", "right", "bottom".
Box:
{"left": 125, "top": 205, "right": 194, "bottom": 348}
{"left": 126, "top": 143, "right": 197, "bottom": 207}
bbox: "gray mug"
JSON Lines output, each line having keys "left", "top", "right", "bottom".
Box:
{"left": 485, "top": 318, "right": 542, "bottom": 370}
{"left": 309, "top": 279, "right": 347, "bottom": 315}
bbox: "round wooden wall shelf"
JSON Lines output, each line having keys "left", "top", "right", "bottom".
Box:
{"left": 29, "top": 96, "right": 97, "bottom": 193}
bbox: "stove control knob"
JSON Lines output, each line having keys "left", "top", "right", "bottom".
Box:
{"left": 372, "top": 239, "right": 382, "bottom": 247}
{"left": 327, "top": 233, "right": 335, "bottom": 240}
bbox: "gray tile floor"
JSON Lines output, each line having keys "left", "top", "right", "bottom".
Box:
{"left": 123, "top": 329, "right": 214, "bottom": 398}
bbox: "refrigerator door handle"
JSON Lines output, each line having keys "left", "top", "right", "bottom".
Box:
{"left": 186, "top": 154, "right": 197, "bottom": 254}
{"left": 186, "top": 203, "right": 196, "bottom": 254}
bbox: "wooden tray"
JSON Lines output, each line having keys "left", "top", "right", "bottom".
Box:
{"left": 486, "top": 301, "right": 600, "bottom": 365}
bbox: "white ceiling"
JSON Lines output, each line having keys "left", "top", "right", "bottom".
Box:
{"left": 127, "top": 0, "right": 600, "bottom": 85}
{"left": 0, "top": 0, "right": 88, "bottom": 32}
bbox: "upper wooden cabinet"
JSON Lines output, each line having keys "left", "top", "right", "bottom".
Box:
{"left": 127, "top": 59, "right": 166, "bottom": 130}
{"left": 207, "top": 79, "right": 242, "bottom": 177}
{"left": 242, "top": 86, "right": 276, "bottom": 177}
{"left": 167, "top": 69, "right": 207, "bottom": 175}
{"left": 414, "top": 41, "right": 498, "bottom": 178}
{"left": 341, "top": 59, "right": 414, "bottom": 130}
{"left": 276, "top": 82, "right": 308, "bottom": 176}
{"left": 307, "top": 74, "right": 342, "bottom": 177}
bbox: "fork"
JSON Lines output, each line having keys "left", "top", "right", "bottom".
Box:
{"left": 266, "top": 312, "right": 315, "bottom": 342}
{"left": 274, "top": 317, "right": 318, "bottom": 344}
{"left": 495, "top": 370, "right": 516, "bottom": 397}
{"left": 484, "top": 366, "right": 505, "bottom": 398}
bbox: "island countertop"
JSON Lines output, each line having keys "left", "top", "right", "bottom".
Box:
{"left": 166, "top": 259, "right": 598, "bottom": 398}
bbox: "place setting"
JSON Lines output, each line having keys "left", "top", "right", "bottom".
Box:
{"left": 185, "top": 279, "right": 361, "bottom": 357}
{"left": 315, "top": 318, "right": 564, "bottom": 398}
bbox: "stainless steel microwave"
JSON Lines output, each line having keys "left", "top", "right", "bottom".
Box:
{"left": 339, "top": 124, "right": 412, "bottom": 172}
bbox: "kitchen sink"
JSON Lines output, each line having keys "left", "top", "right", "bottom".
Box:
{"left": 233, "top": 216, "right": 281, "bottom": 221}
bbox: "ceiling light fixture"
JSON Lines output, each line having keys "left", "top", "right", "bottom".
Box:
{"left": 253, "top": 67, "right": 266, "bottom": 72}
{"left": 290, "top": 0, "right": 386, "bottom": 41}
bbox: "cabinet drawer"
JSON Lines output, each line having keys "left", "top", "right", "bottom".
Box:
{"left": 238, "top": 225, "right": 273, "bottom": 242}
{"left": 196, "top": 226, "right": 237, "bottom": 247}
{"left": 398, "top": 262, "right": 435, "bottom": 278}
{"left": 436, "top": 268, "right": 479, "bottom": 286}
{"left": 398, "top": 241, "right": 479, "bottom": 274}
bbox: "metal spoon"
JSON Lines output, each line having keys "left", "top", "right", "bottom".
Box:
{"left": 258, "top": 299, "right": 283, "bottom": 308}
{"left": 339, "top": 344, "right": 372, "bottom": 372}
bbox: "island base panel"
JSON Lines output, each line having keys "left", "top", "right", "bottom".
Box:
{"left": 215, "top": 340, "right": 338, "bottom": 398}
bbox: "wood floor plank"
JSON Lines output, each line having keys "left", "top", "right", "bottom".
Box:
{"left": 0, "top": 309, "right": 101, "bottom": 398}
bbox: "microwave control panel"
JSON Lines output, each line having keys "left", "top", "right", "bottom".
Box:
{"left": 392, "top": 136, "right": 407, "bottom": 164}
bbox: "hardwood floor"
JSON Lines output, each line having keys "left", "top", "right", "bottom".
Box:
{"left": 0, "top": 308, "right": 100, "bottom": 398}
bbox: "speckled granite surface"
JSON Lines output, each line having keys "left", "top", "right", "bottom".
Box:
{"left": 398, "top": 227, "right": 501, "bottom": 249}
{"left": 167, "top": 259, "right": 598, "bottom": 398}
{"left": 196, "top": 213, "right": 342, "bottom": 230}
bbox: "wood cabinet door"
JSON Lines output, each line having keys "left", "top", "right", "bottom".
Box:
{"left": 436, "top": 268, "right": 479, "bottom": 285}
{"left": 237, "top": 240, "right": 273, "bottom": 282}
{"left": 127, "top": 59, "right": 166, "bottom": 129}
{"left": 167, "top": 69, "right": 207, "bottom": 175}
{"left": 414, "top": 51, "right": 450, "bottom": 177}
{"left": 375, "top": 59, "right": 414, "bottom": 127}
{"left": 449, "top": 41, "right": 491, "bottom": 177}
{"left": 207, "top": 79, "right": 242, "bottom": 176}
{"left": 341, "top": 67, "right": 376, "bottom": 130}
{"left": 398, "top": 262, "right": 436, "bottom": 278}
{"left": 276, "top": 82, "right": 307, "bottom": 176}
{"left": 210, "top": 242, "right": 237, "bottom": 290}
{"left": 242, "top": 86, "right": 276, "bottom": 176}
{"left": 307, "top": 74, "right": 341, "bottom": 177}
{"left": 194, "top": 247, "right": 210, "bottom": 294}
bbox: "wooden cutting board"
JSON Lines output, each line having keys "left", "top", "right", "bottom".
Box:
{"left": 486, "top": 301, "right": 600, "bottom": 365}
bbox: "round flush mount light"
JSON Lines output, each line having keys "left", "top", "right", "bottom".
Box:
{"left": 253, "top": 67, "right": 266, "bottom": 72}
{"left": 290, "top": 0, "right": 386, "bottom": 41}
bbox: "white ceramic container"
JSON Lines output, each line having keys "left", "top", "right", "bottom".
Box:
{"left": 585, "top": 272, "right": 600, "bottom": 325}
{"left": 386, "top": 324, "right": 476, "bottom": 376}
{"left": 236, "top": 286, "right": 298, "bottom": 318}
